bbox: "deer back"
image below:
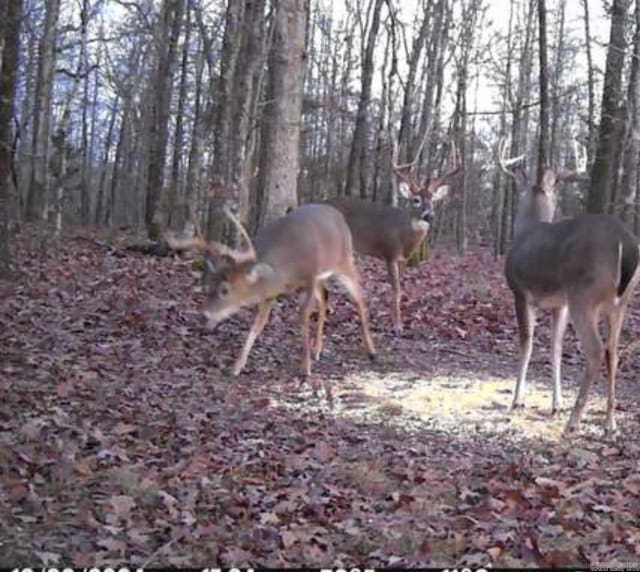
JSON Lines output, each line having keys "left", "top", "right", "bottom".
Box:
{"left": 328, "top": 198, "right": 426, "bottom": 262}
{"left": 255, "top": 203, "right": 354, "bottom": 284}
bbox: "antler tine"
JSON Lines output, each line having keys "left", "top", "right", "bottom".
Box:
{"left": 391, "top": 137, "right": 421, "bottom": 195}
{"left": 498, "top": 136, "right": 525, "bottom": 178}
{"left": 223, "top": 205, "right": 256, "bottom": 261}
{"left": 573, "top": 139, "right": 587, "bottom": 174}
{"left": 556, "top": 139, "right": 588, "bottom": 182}
{"left": 165, "top": 233, "right": 229, "bottom": 262}
{"left": 425, "top": 139, "right": 462, "bottom": 195}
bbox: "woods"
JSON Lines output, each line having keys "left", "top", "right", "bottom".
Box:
{"left": 4, "top": 0, "right": 640, "bottom": 567}
{"left": 4, "top": 0, "right": 640, "bottom": 250}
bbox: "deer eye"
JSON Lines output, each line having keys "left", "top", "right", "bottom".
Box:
{"left": 217, "top": 281, "right": 230, "bottom": 298}
{"left": 412, "top": 197, "right": 422, "bottom": 207}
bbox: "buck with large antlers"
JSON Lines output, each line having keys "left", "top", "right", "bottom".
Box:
{"left": 500, "top": 139, "right": 640, "bottom": 436}
{"left": 328, "top": 139, "right": 460, "bottom": 334}
{"left": 166, "top": 204, "right": 377, "bottom": 376}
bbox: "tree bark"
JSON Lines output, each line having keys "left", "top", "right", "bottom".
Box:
{"left": 582, "top": 0, "right": 596, "bottom": 159}
{"left": 25, "top": 0, "right": 60, "bottom": 221}
{"left": 620, "top": 0, "right": 640, "bottom": 222}
{"left": 537, "top": 0, "right": 550, "bottom": 183}
{"left": 344, "top": 0, "right": 385, "bottom": 198}
{"left": 258, "top": 0, "right": 307, "bottom": 224}
{"left": 588, "top": 0, "right": 631, "bottom": 214}
{"left": 145, "top": 0, "right": 185, "bottom": 239}
{"left": 0, "top": 0, "right": 23, "bottom": 279}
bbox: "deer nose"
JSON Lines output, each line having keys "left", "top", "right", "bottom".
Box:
{"left": 421, "top": 210, "right": 434, "bottom": 223}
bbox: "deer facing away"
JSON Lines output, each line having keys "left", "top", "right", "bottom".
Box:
{"left": 328, "top": 142, "right": 460, "bottom": 334}
{"left": 167, "top": 204, "right": 377, "bottom": 377}
{"left": 500, "top": 141, "right": 640, "bottom": 435}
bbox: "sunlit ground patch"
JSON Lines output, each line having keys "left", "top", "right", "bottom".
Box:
{"left": 282, "top": 370, "right": 630, "bottom": 443}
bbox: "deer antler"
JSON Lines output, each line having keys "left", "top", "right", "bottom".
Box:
{"left": 222, "top": 205, "right": 256, "bottom": 261}
{"left": 391, "top": 138, "right": 421, "bottom": 196}
{"left": 556, "top": 140, "right": 588, "bottom": 182}
{"left": 498, "top": 136, "right": 526, "bottom": 179}
{"left": 424, "top": 141, "right": 462, "bottom": 196}
{"left": 165, "top": 207, "right": 256, "bottom": 264}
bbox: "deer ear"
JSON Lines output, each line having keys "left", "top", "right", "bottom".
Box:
{"left": 431, "top": 185, "right": 449, "bottom": 202}
{"left": 398, "top": 181, "right": 413, "bottom": 199}
{"left": 541, "top": 169, "right": 556, "bottom": 195}
{"left": 247, "top": 262, "right": 273, "bottom": 284}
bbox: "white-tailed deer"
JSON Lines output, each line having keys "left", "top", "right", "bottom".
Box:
{"left": 500, "top": 139, "right": 640, "bottom": 436}
{"left": 166, "top": 204, "right": 376, "bottom": 377}
{"left": 328, "top": 140, "right": 460, "bottom": 334}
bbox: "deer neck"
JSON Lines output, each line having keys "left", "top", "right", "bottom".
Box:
{"left": 514, "top": 190, "right": 555, "bottom": 238}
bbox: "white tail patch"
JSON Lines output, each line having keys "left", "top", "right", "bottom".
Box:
{"left": 614, "top": 242, "right": 623, "bottom": 305}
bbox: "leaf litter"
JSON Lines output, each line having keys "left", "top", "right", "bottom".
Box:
{"left": 1, "top": 227, "right": 640, "bottom": 567}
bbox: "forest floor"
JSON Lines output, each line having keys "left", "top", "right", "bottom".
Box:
{"left": 2, "top": 226, "right": 640, "bottom": 568}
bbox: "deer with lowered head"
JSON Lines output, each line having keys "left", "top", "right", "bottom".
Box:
{"left": 166, "top": 204, "right": 377, "bottom": 377}
{"left": 500, "top": 139, "right": 640, "bottom": 436}
{"left": 327, "top": 139, "right": 460, "bottom": 334}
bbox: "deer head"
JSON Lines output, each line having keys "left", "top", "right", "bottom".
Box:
{"left": 166, "top": 207, "right": 270, "bottom": 328}
{"left": 498, "top": 137, "right": 587, "bottom": 228}
{"left": 392, "top": 139, "right": 460, "bottom": 223}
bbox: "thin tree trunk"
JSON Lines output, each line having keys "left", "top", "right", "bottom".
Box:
{"left": 79, "top": 0, "right": 91, "bottom": 224}
{"left": 344, "top": 0, "right": 385, "bottom": 198}
{"left": 25, "top": 0, "right": 60, "bottom": 222}
{"left": 94, "top": 97, "right": 119, "bottom": 226}
{"left": 167, "top": 0, "right": 192, "bottom": 229}
{"left": 0, "top": 0, "right": 23, "bottom": 279}
{"left": 620, "top": 0, "right": 640, "bottom": 222}
{"left": 537, "top": 0, "right": 550, "bottom": 182}
{"left": 582, "top": 0, "right": 596, "bottom": 159}
{"left": 588, "top": 0, "right": 631, "bottom": 214}
{"left": 145, "top": 0, "right": 185, "bottom": 239}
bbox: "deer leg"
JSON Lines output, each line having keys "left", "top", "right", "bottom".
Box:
{"left": 299, "top": 289, "right": 316, "bottom": 376}
{"left": 233, "top": 299, "right": 274, "bottom": 376}
{"left": 564, "top": 303, "right": 603, "bottom": 435}
{"left": 550, "top": 305, "right": 569, "bottom": 414}
{"left": 336, "top": 267, "right": 376, "bottom": 360}
{"left": 313, "top": 282, "right": 327, "bottom": 360}
{"left": 387, "top": 260, "right": 403, "bottom": 335}
{"left": 604, "top": 306, "right": 624, "bottom": 435}
{"left": 511, "top": 293, "right": 535, "bottom": 410}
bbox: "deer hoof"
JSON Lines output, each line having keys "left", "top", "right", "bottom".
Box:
{"left": 605, "top": 417, "right": 618, "bottom": 438}
{"left": 368, "top": 352, "right": 377, "bottom": 362}
{"left": 511, "top": 402, "right": 525, "bottom": 411}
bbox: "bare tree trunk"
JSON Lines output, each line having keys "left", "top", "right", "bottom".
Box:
{"left": 145, "top": 0, "right": 185, "bottom": 239}
{"left": 258, "top": 0, "right": 307, "bottom": 224}
{"left": 493, "top": 0, "right": 514, "bottom": 258}
{"left": 0, "top": 0, "right": 23, "bottom": 279}
{"left": 398, "top": 2, "right": 430, "bottom": 160}
{"left": 588, "top": 0, "right": 631, "bottom": 214}
{"left": 537, "top": 0, "right": 550, "bottom": 182}
{"left": 344, "top": 0, "right": 385, "bottom": 198}
{"left": 183, "top": 38, "right": 205, "bottom": 235}
{"left": 620, "top": 0, "right": 640, "bottom": 223}
{"left": 232, "top": 0, "right": 267, "bottom": 223}
{"left": 582, "top": 0, "right": 596, "bottom": 159}
{"left": 25, "top": 0, "right": 60, "bottom": 222}
{"left": 549, "top": 0, "right": 566, "bottom": 168}
{"left": 94, "top": 97, "right": 119, "bottom": 226}
{"left": 79, "top": 0, "right": 91, "bottom": 224}
{"left": 167, "top": 0, "right": 192, "bottom": 229}
{"left": 207, "top": 0, "right": 245, "bottom": 240}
